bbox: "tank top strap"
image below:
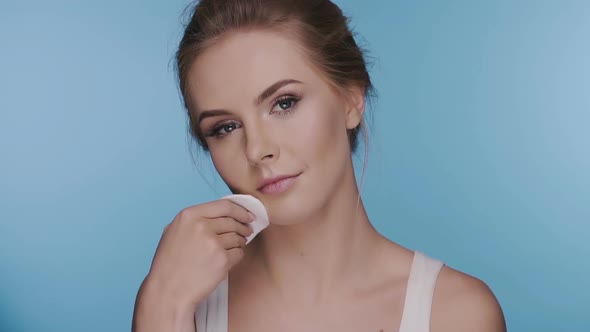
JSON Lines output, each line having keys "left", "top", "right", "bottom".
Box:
{"left": 398, "top": 251, "right": 444, "bottom": 332}
{"left": 195, "top": 275, "right": 229, "bottom": 332}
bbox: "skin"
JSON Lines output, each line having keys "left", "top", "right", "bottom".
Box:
{"left": 184, "top": 29, "right": 506, "bottom": 332}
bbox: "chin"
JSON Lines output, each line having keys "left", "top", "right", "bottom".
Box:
{"left": 261, "top": 181, "right": 330, "bottom": 226}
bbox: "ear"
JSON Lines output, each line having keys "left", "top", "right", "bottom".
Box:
{"left": 344, "top": 85, "right": 366, "bottom": 129}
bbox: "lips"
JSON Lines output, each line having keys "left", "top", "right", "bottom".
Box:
{"left": 258, "top": 173, "right": 300, "bottom": 195}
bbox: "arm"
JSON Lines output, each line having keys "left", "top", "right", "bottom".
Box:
{"left": 130, "top": 199, "right": 252, "bottom": 332}
{"left": 132, "top": 277, "right": 197, "bottom": 332}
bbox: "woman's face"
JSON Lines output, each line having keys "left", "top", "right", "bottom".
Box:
{"left": 188, "top": 29, "right": 364, "bottom": 224}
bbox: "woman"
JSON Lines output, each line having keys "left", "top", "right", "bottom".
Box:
{"left": 133, "top": 0, "right": 506, "bottom": 331}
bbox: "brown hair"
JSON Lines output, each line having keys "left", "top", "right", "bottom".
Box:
{"left": 175, "top": 0, "right": 374, "bottom": 153}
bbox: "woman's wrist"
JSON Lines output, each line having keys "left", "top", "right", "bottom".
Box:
{"left": 133, "top": 277, "right": 196, "bottom": 332}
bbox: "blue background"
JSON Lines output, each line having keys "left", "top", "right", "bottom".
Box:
{"left": 1, "top": 0, "right": 588, "bottom": 331}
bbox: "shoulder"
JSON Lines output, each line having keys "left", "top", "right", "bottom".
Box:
{"left": 430, "top": 264, "right": 506, "bottom": 332}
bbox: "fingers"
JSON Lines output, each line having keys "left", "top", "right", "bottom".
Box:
{"left": 219, "top": 234, "right": 246, "bottom": 268}
{"left": 226, "top": 247, "right": 245, "bottom": 266}
{"left": 210, "top": 217, "right": 253, "bottom": 238}
{"left": 218, "top": 232, "right": 247, "bottom": 249}
{"left": 200, "top": 199, "right": 254, "bottom": 224}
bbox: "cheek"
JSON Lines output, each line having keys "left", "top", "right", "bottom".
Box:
{"left": 286, "top": 100, "right": 348, "bottom": 163}
{"left": 209, "top": 147, "right": 242, "bottom": 185}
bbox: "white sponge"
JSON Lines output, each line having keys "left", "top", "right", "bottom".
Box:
{"left": 222, "top": 194, "right": 269, "bottom": 244}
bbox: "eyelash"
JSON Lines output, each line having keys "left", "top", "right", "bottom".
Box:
{"left": 205, "top": 94, "right": 301, "bottom": 139}
{"left": 270, "top": 94, "right": 301, "bottom": 115}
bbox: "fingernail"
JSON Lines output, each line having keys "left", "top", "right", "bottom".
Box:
{"left": 248, "top": 211, "right": 256, "bottom": 222}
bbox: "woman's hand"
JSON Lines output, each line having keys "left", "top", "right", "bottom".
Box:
{"left": 132, "top": 199, "right": 254, "bottom": 332}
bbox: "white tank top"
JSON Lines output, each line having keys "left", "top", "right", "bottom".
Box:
{"left": 195, "top": 251, "right": 444, "bottom": 332}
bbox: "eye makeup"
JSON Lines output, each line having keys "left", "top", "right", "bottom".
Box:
{"left": 204, "top": 120, "right": 241, "bottom": 138}
{"left": 270, "top": 93, "right": 301, "bottom": 116}
{"left": 202, "top": 92, "right": 303, "bottom": 139}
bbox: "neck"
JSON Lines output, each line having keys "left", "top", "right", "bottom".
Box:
{"left": 243, "top": 170, "right": 386, "bottom": 304}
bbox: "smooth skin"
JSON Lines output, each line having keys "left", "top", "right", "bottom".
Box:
{"left": 133, "top": 28, "right": 506, "bottom": 332}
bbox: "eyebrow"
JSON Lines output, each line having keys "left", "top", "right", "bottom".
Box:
{"left": 198, "top": 78, "right": 303, "bottom": 124}
{"left": 255, "top": 79, "right": 302, "bottom": 106}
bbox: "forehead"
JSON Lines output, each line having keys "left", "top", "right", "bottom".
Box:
{"left": 188, "top": 29, "right": 326, "bottom": 111}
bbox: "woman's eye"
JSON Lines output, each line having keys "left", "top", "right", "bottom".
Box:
{"left": 208, "top": 122, "right": 241, "bottom": 138}
{"left": 271, "top": 96, "right": 299, "bottom": 114}
{"left": 219, "top": 123, "right": 238, "bottom": 134}
{"left": 278, "top": 99, "right": 294, "bottom": 110}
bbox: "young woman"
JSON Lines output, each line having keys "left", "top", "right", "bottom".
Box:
{"left": 133, "top": 1, "right": 506, "bottom": 331}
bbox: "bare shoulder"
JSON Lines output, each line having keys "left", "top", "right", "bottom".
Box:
{"left": 430, "top": 265, "right": 506, "bottom": 332}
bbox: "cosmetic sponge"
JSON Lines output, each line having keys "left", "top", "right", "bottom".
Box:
{"left": 222, "top": 194, "right": 269, "bottom": 244}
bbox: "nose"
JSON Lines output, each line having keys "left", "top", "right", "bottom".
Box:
{"left": 244, "top": 121, "right": 279, "bottom": 166}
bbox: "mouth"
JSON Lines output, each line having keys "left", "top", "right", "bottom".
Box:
{"left": 257, "top": 173, "right": 301, "bottom": 195}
